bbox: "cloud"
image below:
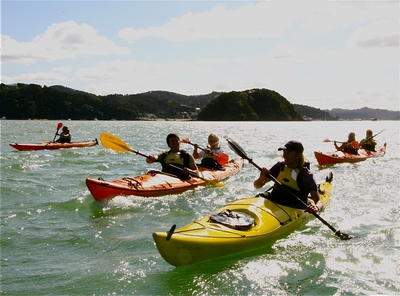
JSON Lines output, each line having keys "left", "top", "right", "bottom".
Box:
{"left": 1, "top": 21, "right": 130, "bottom": 64}
{"left": 118, "top": 3, "right": 294, "bottom": 42}
{"left": 118, "top": 1, "right": 397, "bottom": 42}
{"left": 54, "top": 66, "right": 73, "bottom": 73}
{"left": 348, "top": 20, "right": 399, "bottom": 48}
{"left": 1, "top": 72, "right": 68, "bottom": 84}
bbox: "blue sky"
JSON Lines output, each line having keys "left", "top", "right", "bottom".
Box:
{"left": 1, "top": 1, "right": 399, "bottom": 111}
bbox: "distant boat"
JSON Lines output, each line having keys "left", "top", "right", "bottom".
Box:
{"left": 371, "top": 118, "right": 378, "bottom": 121}
{"left": 0, "top": 116, "right": 6, "bottom": 120}
{"left": 302, "top": 115, "right": 312, "bottom": 121}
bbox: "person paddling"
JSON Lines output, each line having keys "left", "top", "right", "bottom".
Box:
{"left": 359, "top": 129, "right": 377, "bottom": 151}
{"left": 193, "top": 133, "right": 228, "bottom": 170}
{"left": 334, "top": 132, "right": 359, "bottom": 155}
{"left": 253, "top": 140, "right": 323, "bottom": 214}
{"left": 146, "top": 133, "right": 199, "bottom": 180}
{"left": 55, "top": 126, "right": 71, "bottom": 143}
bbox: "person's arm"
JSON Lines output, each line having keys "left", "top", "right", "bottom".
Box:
{"left": 180, "top": 155, "right": 199, "bottom": 176}
{"left": 146, "top": 155, "right": 157, "bottom": 164}
{"left": 305, "top": 190, "right": 323, "bottom": 213}
{"left": 187, "top": 155, "right": 199, "bottom": 174}
{"left": 146, "top": 152, "right": 162, "bottom": 164}
{"left": 253, "top": 167, "right": 271, "bottom": 189}
{"left": 192, "top": 144, "right": 202, "bottom": 159}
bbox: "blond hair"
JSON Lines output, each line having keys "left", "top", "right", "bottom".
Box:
{"left": 208, "top": 133, "right": 219, "bottom": 144}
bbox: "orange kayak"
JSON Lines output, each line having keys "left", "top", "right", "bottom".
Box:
{"left": 9, "top": 140, "right": 98, "bottom": 151}
{"left": 314, "top": 143, "right": 386, "bottom": 165}
{"left": 86, "top": 157, "right": 244, "bottom": 201}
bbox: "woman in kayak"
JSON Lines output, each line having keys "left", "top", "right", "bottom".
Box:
{"left": 193, "top": 133, "right": 228, "bottom": 170}
{"left": 55, "top": 126, "right": 71, "bottom": 143}
{"left": 334, "top": 132, "right": 359, "bottom": 154}
{"left": 253, "top": 140, "right": 323, "bottom": 214}
{"left": 359, "top": 129, "right": 377, "bottom": 151}
{"left": 146, "top": 133, "right": 199, "bottom": 180}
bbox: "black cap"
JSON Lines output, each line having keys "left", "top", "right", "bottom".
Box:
{"left": 278, "top": 141, "right": 304, "bottom": 153}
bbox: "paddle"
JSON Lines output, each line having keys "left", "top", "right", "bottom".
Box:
{"left": 322, "top": 139, "right": 345, "bottom": 143}
{"left": 99, "top": 132, "right": 224, "bottom": 187}
{"left": 323, "top": 129, "right": 385, "bottom": 143}
{"left": 181, "top": 137, "right": 229, "bottom": 166}
{"left": 368, "top": 129, "right": 385, "bottom": 140}
{"left": 52, "top": 122, "right": 63, "bottom": 142}
{"left": 224, "top": 136, "right": 354, "bottom": 240}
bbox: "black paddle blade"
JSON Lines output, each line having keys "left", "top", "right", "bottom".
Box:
{"left": 166, "top": 224, "right": 176, "bottom": 241}
{"left": 224, "top": 136, "right": 249, "bottom": 160}
{"left": 224, "top": 136, "right": 263, "bottom": 171}
{"left": 335, "top": 230, "right": 355, "bottom": 240}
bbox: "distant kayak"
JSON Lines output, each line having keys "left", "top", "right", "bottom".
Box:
{"left": 314, "top": 143, "right": 386, "bottom": 165}
{"left": 152, "top": 174, "right": 333, "bottom": 267}
{"left": 86, "top": 157, "right": 244, "bottom": 200}
{"left": 9, "top": 139, "right": 98, "bottom": 151}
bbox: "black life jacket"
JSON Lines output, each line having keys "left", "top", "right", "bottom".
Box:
{"left": 268, "top": 162, "right": 310, "bottom": 209}
{"left": 199, "top": 158, "right": 224, "bottom": 170}
{"left": 161, "top": 150, "right": 191, "bottom": 179}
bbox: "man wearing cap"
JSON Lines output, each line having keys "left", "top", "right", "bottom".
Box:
{"left": 253, "top": 140, "right": 323, "bottom": 214}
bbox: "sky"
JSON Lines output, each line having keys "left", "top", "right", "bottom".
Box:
{"left": 1, "top": 0, "right": 399, "bottom": 111}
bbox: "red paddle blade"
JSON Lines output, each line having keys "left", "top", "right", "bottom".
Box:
{"left": 56, "top": 122, "right": 63, "bottom": 130}
{"left": 180, "top": 137, "right": 191, "bottom": 144}
{"left": 322, "top": 138, "right": 331, "bottom": 142}
{"left": 214, "top": 152, "right": 229, "bottom": 165}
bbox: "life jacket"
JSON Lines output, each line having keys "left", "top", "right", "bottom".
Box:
{"left": 56, "top": 132, "right": 71, "bottom": 143}
{"left": 361, "top": 139, "right": 376, "bottom": 151}
{"left": 268, "top": 163, "right": 310, "bottom": 209}
{"left": 161, "top": 150, "right": 191, "bottom": 179}
{"left": 199, "top": 147, "right": 224, "bottom": 170}
{"left": 342, "top": 140, "right": 359, "bottom": 155}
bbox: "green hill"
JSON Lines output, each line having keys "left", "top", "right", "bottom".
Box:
{"left": 197, "top": 89, "right": 303, "bottom": 121}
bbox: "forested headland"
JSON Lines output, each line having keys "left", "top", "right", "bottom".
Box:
{"left": 0, "top": 83, "right": 339, "bottom": 121}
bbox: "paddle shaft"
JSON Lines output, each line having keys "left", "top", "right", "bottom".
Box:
{"left": 183, "top": 140, "right": 208, "bottom": 153}
{"left": 181, "top": 138, "right": 229, "bottom": 166}
{"left": 369, "top": 129, "right": 385, "bottom": 140}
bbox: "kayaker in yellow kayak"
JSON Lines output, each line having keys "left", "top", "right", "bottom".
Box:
{"left": 334, "top": 132, "right": 359, "bottom": 154}
{"left": 146, "top": 133, "right": 199, "bottom": 180}
{"left": 55, "top": 126, "right": 71, "bottom": 143}
{"left": 253, "top": 140, "right": 323, "bottom": 214}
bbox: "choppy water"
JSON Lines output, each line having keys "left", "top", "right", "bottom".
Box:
{"left": 1, "top": 120, "right": 399, "bottom": 295}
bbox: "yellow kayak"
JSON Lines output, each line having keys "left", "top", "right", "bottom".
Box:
{"left": 153, "top": 175, "right": 333, "bottom": 267}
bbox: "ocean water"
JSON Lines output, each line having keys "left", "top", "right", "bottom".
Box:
{"left": 1, "top": 120, "right": 399, "bottom": 295}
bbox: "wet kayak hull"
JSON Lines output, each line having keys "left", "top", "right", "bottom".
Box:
{"left": 314, "top": 143, "right": 386, "bottom": 165}
{"left": 9, "top": 140, "right": 98, "bottom": 151}
{"left": 86, "top": 157, "right": 244, "bottom": 200}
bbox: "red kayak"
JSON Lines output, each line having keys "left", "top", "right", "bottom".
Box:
{"left": 314, "top": 143, "right": 386, "bottom": 165}
{"left": 9, "top": 139, "right": 98, "bottom": 151}
{"left": 86, "top": 157, "right": 244, "bottom": 201}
